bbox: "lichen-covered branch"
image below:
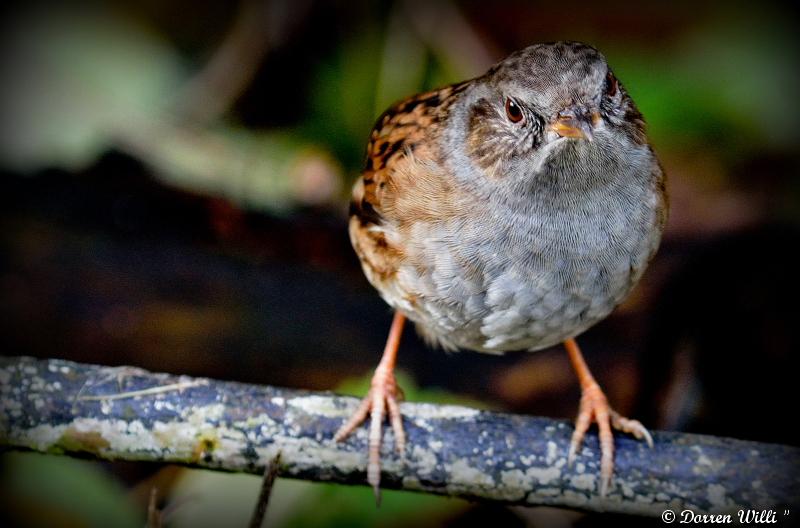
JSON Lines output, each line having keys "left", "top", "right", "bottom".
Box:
{"left": 1, "top": 356, "right": 797, "bottom": 517}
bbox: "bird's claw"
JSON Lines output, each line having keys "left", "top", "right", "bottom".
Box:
{"left": 568, "top": 383, "right": 652, "bottom": 496}
{"left": 334, "top": 368, "right": 406, "bottom": 503}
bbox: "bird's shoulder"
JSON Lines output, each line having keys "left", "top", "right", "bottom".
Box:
{"left": 349, "top": 81, "right": 474, "bottom": 290}
{"left": 350, "top": 82, "right": 469, "bottom": 227}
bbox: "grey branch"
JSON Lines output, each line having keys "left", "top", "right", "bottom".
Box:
{"left": 0, "top": 356, "right": 797, "bottom": 517}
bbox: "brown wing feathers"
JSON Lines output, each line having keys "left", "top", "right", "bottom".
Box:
{"left": 350, "top": 83, "right": 467, "bottom": 227}
{"left": 349, "top": 83, "right": 468, "bottom": 286}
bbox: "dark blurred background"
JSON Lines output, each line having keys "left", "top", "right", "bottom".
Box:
{"left": 1, "top": 1, "right": 798, "bottom": 526}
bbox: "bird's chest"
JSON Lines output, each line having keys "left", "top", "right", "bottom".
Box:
{"left": 391, "top": 189, "right": 659, "bottom": 352}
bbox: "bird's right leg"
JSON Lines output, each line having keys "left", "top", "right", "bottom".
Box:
{"left": 334, "top": 311, "right": 407, "bottom": 503}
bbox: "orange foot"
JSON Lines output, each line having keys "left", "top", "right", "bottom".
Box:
{"left": 568, "top": 382, "right": 653, "bottom": 496}
{"left": 334, "top": 366, "right": 406, "bottom": 501}
{"left": 563, "top": 338, "right": 653, "bottom": 496}
{"left": 334, "top": 312, "right": 407, "bottom": 503}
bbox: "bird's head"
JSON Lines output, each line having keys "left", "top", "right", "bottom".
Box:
{"left": 455, "top": 41, "right": 649, "bottom": 189}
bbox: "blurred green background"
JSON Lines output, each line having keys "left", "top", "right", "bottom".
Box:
{"left": 1, "top": 1, "right": 798, "bottom": 527}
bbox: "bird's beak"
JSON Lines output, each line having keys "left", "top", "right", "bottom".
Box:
{"left": 550, "top": 109, "right": 600, "bottom": 142}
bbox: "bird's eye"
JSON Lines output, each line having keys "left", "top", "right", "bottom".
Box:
{"left": 605, "top": 71, "right": 618, "bottom": 98}
{"left": 505, "top": 98, "right": 524, "bottom": 123}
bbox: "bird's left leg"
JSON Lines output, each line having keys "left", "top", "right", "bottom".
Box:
{"left": 563, "top": 337, "right": 653, "bottom": 496}
{"left": 334, "top": 311, "right": 406, "bottom": 502}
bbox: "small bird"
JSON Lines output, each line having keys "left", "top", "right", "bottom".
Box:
{"left": 336, "top": 41, "right": 667, "bottom": 500}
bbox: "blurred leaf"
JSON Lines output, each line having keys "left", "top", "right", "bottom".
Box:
{"left": 606, "top": 6, "right": 799, "bottom": 155}
{"left": 277, "top": 480, "right": 465, "bottom": 528}
{"left": 0, "top": 6, "right": 343, "bottom": 215}
{"left": 122, "top": 124, "right": 343, "bottom": 214}
{"left": 0, "top": 6, "right": 185, "bottom": 172}
{"left": 336, "top": 369, "right": 493, "bottom": 410}
{"left": 1, "top": 451, "right": 141, "bottom": 528}
{"left": 168, "top": 469, "right": 466, "bottom": 528}
{"left": 166, "top": 470, "right": 263, "bottom": 528}
{"left": 302, "top": 23, "right": 384, "bottom": 173}
{"left": 373, "top": 7, "right": 428, "bottom": 116}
